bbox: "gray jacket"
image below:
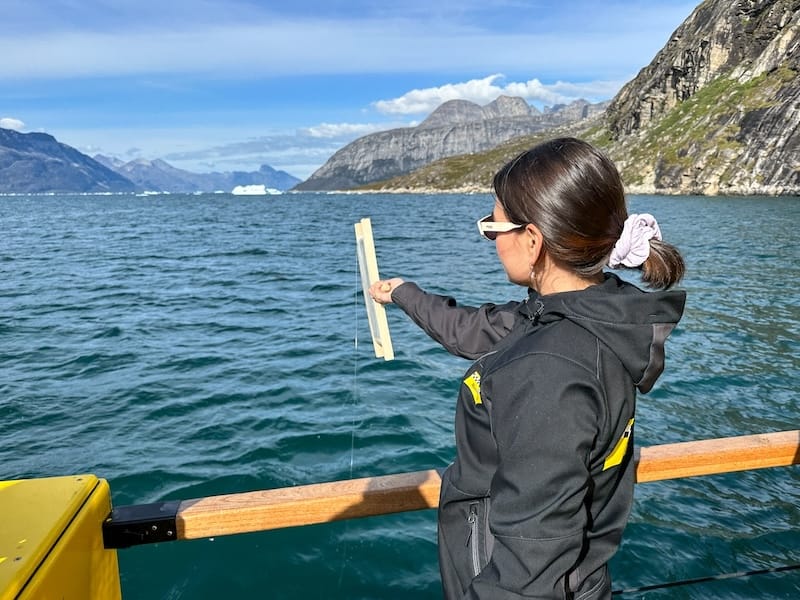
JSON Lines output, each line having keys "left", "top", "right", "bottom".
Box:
{"left": 392, "top": 274, "right": 685, "bottom": 599}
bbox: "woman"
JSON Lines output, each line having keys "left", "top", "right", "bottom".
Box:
{"left": 369, "top": 138, "right": 686, "bottom": 599}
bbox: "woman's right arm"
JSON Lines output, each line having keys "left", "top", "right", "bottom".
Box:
{"left": 370, "top": 279, "right": 518, "bottom": 359}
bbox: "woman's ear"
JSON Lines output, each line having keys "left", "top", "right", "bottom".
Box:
{"left": 525, "top": 223, "right": 543, "bottom": 265}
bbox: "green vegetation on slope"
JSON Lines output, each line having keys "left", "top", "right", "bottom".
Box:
{"left": 361, "top": 64, "right": 795, "bottom": 193}
{"left": 610, "top": 66, "right": 792, "bottom": 186}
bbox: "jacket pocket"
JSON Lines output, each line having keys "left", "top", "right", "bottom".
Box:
{"left": 464, "top": 499, "right": 493, "bottom": 579}
{"left": 466, "top": 503, "right": 481, "bottom": 577}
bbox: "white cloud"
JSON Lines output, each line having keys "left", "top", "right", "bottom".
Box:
{"left": 509, "top": 80, "right": 624, "bottom": 101}
{"left": 0, "top": 117, "right": 25, "bottom": 131}
{"left": 373, "top": 75, "right": 505, "bottom": 114}
{"left": 373, "top": 75, "right": 623, "bottom": 115}
{"left": 140, "top": 123, "right": 405, "bottom": 179}
{"left": 299, "top": 122, "right": 391, "bottom": 139}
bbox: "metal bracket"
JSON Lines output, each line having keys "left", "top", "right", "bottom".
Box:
{"left": 102, "top": 501, "right": 181, "bottom": 549}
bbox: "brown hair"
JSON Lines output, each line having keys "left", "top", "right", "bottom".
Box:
{"left": 492, "top": 137, "right": 684, "bottom": 289}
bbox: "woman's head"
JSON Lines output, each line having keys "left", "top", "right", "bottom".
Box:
{"left": 492, "top": 137, "right": 684, "bottom": 289}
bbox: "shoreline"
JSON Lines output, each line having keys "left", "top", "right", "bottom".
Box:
{"left": 314, "top": 184, "right": 799, "bottom": 197}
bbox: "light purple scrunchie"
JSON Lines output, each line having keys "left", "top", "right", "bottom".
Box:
{"left": 608, "top": 213, "right": 662, "bottom": 268}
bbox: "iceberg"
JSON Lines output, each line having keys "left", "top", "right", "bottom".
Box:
{"left": 231, "top": 184, "right": 282, "bottom": 195}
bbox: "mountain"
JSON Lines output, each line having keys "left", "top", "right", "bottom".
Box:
{"left": 94, "top": 156, "right": 301, "bottom": 192}
{"left": 0, "top": 128, "right": 136, "bottom": 194}
{"left": 294, "top": 97, "right": 607, "bottom": 191}
{"left": 0, "top": 127, "right": 301, "bottom": 194}
{"left": 359, "top": 0, "right": 799, "bottom": 196}
{"left": 93, "top": 156, "right": 202, "bottom": 192}
{"left": 417, "top": 96, "right": 537, "bottom": 128}
{"left": 600, "top": 0, "right": 799, "bottom": 195}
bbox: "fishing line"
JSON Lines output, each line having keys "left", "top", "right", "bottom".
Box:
{"left": 337, "top": 245, "right": 362, "bottom": 590}
{"left": 349, "top": 254, "right": 360, "bottom": 479}
{"left": 611, "top": 561, "right": 800, "bottom": 595}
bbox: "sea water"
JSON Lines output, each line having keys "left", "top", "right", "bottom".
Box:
{"left": 1, "top": 193, "right": 798, "bottom": 599}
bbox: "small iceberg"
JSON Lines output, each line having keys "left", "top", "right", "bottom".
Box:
{"left": 231, "top": 184, "right": 282, "bottom": 195}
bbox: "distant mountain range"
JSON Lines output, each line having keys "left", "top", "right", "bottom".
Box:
{"left": 295, "top": 96, "right": 608, "bottom": 190}
{"left": 93, "top": 155, "right": 300, "bottom": 194}
{"left": 0, "top": 127, "right": 300, "bottom": 194}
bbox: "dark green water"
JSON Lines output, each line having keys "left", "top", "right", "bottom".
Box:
{"left": 2, "top": 193, "right": 798, "bottom": 599}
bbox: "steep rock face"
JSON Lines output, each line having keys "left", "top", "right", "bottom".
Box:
{"left": 296, "top": 97, "right": 604, "bottom": 190}
{"left": 482, "top": 95, "right": 537, "bottom": 119}
{"left": 418, "top": 99, "right": 487, "bottom": 128}
{"left": 419, "top": 95, "right": 535, "bottom": 128}
{"left": 296, "top": 120, "right": 546, "bottom": 190}
{"left": 546, "top": 99, "right": 603, "bottom": 123}
{"left": 0, "top": 128, "right": 136, "bottom": 193}
{"left": 603, "top": 0, "right": 800, "bottom": 195}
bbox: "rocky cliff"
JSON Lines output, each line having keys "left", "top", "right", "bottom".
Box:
{"left": 0, "top": 128, "right": 137, "bottom": 194}
{"left": 417, "top": 96, "right": 537, "bottom": 128}
{"left": 600, "top": 0, "right": 800, "bottom": 195}
{"left": 295, "top": 97, "right": 606, "bottom": 190}
{"left": 361, "top": 0, "right": 800, "bottom": 196}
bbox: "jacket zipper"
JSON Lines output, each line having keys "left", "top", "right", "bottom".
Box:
{"left": 466, "top": 503, "right": 481, "bottom": 577}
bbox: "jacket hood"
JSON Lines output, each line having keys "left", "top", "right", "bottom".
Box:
{"left": 519, "top": 273, "right": 686, "bottom": 393}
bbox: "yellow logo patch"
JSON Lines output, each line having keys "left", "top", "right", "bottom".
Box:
{"left": 603, "top": 418, "right": 635, "bottom": 471}
{"left": 463, "top": 371, "right": 482, "bottom": 405}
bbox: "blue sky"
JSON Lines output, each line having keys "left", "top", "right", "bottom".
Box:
{"left": 2, "top": 0, "right": 699, "bottom": 180}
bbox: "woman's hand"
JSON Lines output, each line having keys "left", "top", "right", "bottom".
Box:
{"left": 369, "top": 278, "right": 405, "bottom": 304}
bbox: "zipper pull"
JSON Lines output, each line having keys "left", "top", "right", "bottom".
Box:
{"left": 465, "top": 504, "right": 478, "bottom": 546}
{"left": 531, "top": 299, "right": 544, "bottom": 324}
{"left": 468, "top": 504, "right": 478, "bottom": 522}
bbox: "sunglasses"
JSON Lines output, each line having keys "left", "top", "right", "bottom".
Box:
{"left": 477, "top": 214, "right": 525, "bottom": 241}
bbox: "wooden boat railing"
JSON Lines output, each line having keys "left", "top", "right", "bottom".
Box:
{"left": 102, "top": 430, "right": 799, "bottom": 548}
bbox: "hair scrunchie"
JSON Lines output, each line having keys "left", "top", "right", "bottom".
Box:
{"left": 608, "top": 213, "right": 662, "bottom": 268}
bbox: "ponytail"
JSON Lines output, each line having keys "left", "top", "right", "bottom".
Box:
{"left": 607, "top": 213, "right": 685, "bottom": 290}
{"left": 641, "top": 239, "right": 685, "bottom": 289}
